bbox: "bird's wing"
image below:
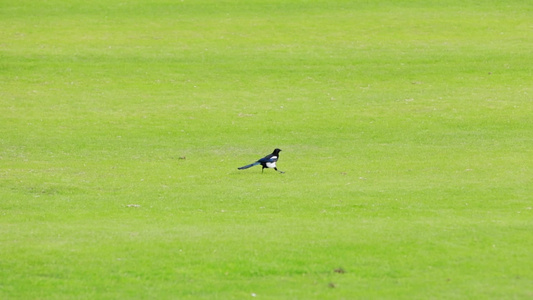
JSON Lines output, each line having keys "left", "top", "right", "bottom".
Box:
{"left": 258, "top": 155, "right": 277, "bottom": 163}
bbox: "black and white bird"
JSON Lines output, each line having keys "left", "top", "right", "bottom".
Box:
{"left": 238, "top": 148, "right": 284, "bottom": 173}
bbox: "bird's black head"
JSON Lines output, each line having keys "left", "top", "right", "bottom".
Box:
{"left": 273, "top": 148, "right": 282, "bottom": 154}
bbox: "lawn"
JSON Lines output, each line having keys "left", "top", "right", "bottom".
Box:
{"left": 1, "top": 0, "right": 532, "bottom": 299}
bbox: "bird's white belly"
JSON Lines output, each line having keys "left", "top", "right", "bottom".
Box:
{"left": 266, "top": 161, "right": 277, "bottom": 168}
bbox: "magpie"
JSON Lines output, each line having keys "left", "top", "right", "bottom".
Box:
{"left": 238, "top": 148, "right": 284, "bottom": 173}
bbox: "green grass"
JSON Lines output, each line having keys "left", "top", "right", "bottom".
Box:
{"left": 1, "top": 0, "right": 532, "bottom": 299}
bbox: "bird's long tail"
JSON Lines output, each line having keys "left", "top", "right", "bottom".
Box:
{"left": 238, "top": 162, "right": 259, "bottom": 170}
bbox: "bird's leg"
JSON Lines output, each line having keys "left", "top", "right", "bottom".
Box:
{"left": 274, "top": 167, "right": 285, "bottom": 174}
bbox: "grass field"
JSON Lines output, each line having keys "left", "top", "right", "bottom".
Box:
{"left": 1, "top": 0, "right": 532, "bottom": 299}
